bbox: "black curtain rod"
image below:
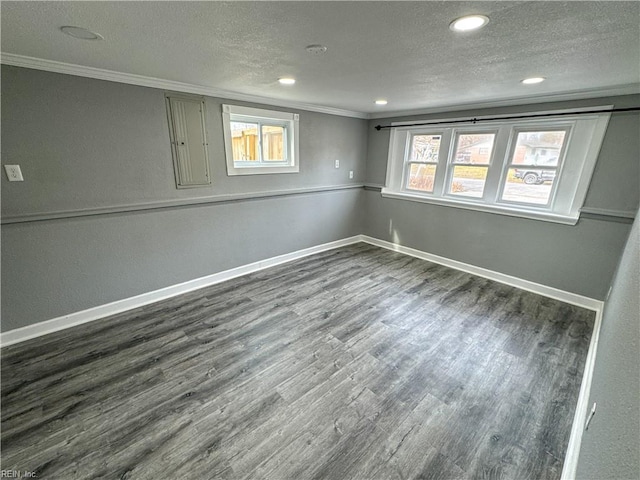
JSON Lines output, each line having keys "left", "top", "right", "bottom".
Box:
{"left": 373, "top": 106, "right": 640, "bottom": 131}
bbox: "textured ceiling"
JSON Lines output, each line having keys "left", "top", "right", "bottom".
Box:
{"left": 1, "top": 1, "right": 639, "bottom": 115}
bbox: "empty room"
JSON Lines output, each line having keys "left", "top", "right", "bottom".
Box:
{"left": 1, "top": 2, "right": 639, "bottom": 479}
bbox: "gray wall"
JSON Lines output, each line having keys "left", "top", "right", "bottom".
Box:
{"left": 2, "top": 189, "right": 363, "bottom": 332}
{"left": 2, "top": 66, "right": 366, "bottom": 217}
{"left": 2, "top": 65, "right": 639, "bottom": 478}
{"left": 1, "top": 66, "right": 368, "bottom": 331}
{"left": 2, "top": 65, "right": 638, "bottom": 333}
{"left": 576, "top": 208, "right": 640, "bottom": 480}
{"left": 363, "top": 191, "right": 631, "bottom": 299}
{"left": 364, "top": 96, "right": 640, "bottom": 299}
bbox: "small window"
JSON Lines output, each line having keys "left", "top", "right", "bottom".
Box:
{"left": 165, "top": 94, "right": 211, "bottom": 188}
{"left": 222, "top": 105, "right": 299, "bottom": 176}
{"left": 382, "top": 107, "right": 612, "bottom": 224}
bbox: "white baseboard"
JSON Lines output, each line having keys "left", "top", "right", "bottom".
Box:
{"left": 360, "top": 235, "right": 604, "bottom": 312}
{"left": 359, "top": 235, "right": 603, "bottom": 480}
{"left": 0, "top": 236, "right": 362, "bottom": 347}
{"left": 1, "top": 233, "right": 603, "bottom": 478}
{"left": 560, "top": 307, "right": 603, "bottom": 480}
{"left": 2, "top": 234, "right": 604, "bottom": 347}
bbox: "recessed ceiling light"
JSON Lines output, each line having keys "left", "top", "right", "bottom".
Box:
{"left": 521, "top": 77, "right": 546, "bottom": 84}
{"left": 375, "top": 99, "right": 388, "bottom": 106}
{"left": 305, "top": 44, "right": 328, "bottom": 55}
{"left": 278, "top": 77, "right": 296, "bottom": 85}
{"left": 60, "top": 26, "right": 103, "bottom": 40}
{"left": 449, "top": 15, "right": 490, "bottom": 32}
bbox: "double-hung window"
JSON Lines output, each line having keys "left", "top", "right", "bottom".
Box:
{"left": 383, "top": 107, "right": 612, "bottom": 224}
{"left": 447, "top": 131, "right": 496, "bottom": 198}
{"left": 222, "top": 104, "right": 299, "bottom": 175}
{"left": 500, "top": 128, "right": 569, "bottom": 206}
{"left": 405, "top": 133, "right": 442, "bottom": 193}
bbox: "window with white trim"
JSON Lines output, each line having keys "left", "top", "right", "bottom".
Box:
{"left": 382, "top": 107, "right": 612, "bottom": 224}
{"left": 222, "top": 104, "right": 299, "bottom": 175}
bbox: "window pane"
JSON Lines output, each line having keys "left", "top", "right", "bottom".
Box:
{"left": 453, "top": 134, "right": 495, "bottom": 164}
{"left": 410, "top": 134, "right": 441, "bottom": 162}
{"left": 511, "top": 131, "right": 566, "bottom": 166}
{"left": 230, "top": 122, "right": 259, "bottom": 161}
{"left": 502, "top": 168, "right": 556, "bottom": 205}
{"left": 262, "top": 125, "right": 285, "bottom": 162}
{"left": 449, "top": 166, "right": 488, "bottom": 198}
{"left": 407, "top": 163, "right": 437, "bottom": 192}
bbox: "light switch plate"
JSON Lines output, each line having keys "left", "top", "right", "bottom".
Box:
{"left": 4, "top": 165, "right": 24, "bottom": 181}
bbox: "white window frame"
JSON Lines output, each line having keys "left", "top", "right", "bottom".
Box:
{"left": 403, "top": 131, "right": 446, "bottom": 194}
{"left": 382, "top": 107, "right": 612, "bottom": 225}
{"left": 222, "top": 104, "right": 300, "bottom": 176}
{"left": 444, "top": 128, "right": 499, "bottom": 200}
{"left": 497, "top": 125, "right": 572, "bottom": 209}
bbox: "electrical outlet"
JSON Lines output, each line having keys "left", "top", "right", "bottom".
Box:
{"left": 4, "top": 165, "right": 24, "bottom": 181}
{"left": 349, "top": 170, "right": 354, "bottom": 179}
{"left": 334, "top": 159, "right": 340, "bottom": 169}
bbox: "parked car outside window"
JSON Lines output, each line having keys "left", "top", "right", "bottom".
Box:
{"left": 513, "top": 168, "right": 556, "bottom": 184}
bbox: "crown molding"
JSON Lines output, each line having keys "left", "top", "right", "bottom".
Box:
{"left": 368, "top": 84, "right": 640, "bottom": 120}
{"left": 0, "top": 53, "right": 369, "bottom": 119}
{"left": 3, "top": 53, "right": 638, "bottom": 122}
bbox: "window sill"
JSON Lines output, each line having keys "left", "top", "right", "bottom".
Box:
{"left": 226, "top": 165, "right": 300, "bottom": 176}
{"left": 380, "top": 188, "right": 579, "bottom": 225}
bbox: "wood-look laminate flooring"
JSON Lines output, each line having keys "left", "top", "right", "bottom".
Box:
{"left": 1, "top": 243, "right": 595, "bottom": 480}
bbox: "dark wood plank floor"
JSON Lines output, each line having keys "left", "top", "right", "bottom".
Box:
{"left": 1, "top": 243, "right": 594, "bottom": 479}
